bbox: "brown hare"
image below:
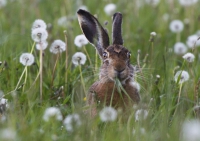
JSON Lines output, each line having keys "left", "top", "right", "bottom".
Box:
{"left": 77, "top": 9, "right": 140, "bottom": 117}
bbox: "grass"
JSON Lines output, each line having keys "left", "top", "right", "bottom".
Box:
{"left": 0, "top": 0, "right": 200, "bottom": 140}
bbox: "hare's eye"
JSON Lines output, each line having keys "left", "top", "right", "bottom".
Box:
{"left": 103, "top": 52, "right": 108, "bottom": 59}
{"left": 127, "top": 52, "right": 131, "bottom": 58}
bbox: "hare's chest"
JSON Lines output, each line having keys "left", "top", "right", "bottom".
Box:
{"left": 93, "top": 81, "right": 140, "bottom": 107}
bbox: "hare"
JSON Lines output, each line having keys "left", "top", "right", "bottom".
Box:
{"left": 77, "top": 9, "right": 140, "bottom": 116}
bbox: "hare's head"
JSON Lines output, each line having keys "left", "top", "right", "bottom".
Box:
{"left": 77, "top": 9, "right": 134, "bottom": 83}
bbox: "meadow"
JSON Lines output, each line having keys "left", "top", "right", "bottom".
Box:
{"left": 0, "top": 0, "right": 200, "bottom": 140}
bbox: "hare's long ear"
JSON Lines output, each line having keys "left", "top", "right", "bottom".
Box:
{"left": 77, "top": 9, "right": 109, "bottom": 57}
{"left": 112, "top": 12, "right": 123, "bottom": 45}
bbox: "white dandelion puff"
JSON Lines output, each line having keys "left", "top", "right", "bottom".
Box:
{"left": 74, "top": 34, "right": 89, "bottom": 48}
{"left": 130, "top": 81, "right": 141, "bottom": 92}
{"left": 104, "top": 3, "right": 116, "bottom": 16}
{"left": 135, "top": 109, "right": 148, "bottom": 121}
{"left": 31, "top": 28, "right": 48, "bottom": 42}
{"left": 0, "top": 98, "right": 8, "bottom": 114}
{"left": 57, "top": 16, "right": 68, "bottom": 27}
{"left": 174, "top": 42, "right": 188, "bottom": 55}
{"left": 169, "top": 20, "right": 184, "bottom": 33}
{"left": 19, "top": 53, "right": 35, "bottom": 66}
{"left": 0, "top": 128, "right": 16, "bottom": 140}
{"left": 36, "top": 40, "right": 48, "bottom": 50}
{"left": 43, "top": 107, "right": 63, "bottom": 122}
{"left": 178, "top": 0, "right": 199, "bottom": 7}
{"left": 150, "top": 32, "right": 157, "bottom": 37}
{"left": 145, "top": 0, "right": 160, "bottom": 6}
{"left": 72, "top": 52, "right": 87, "bottom": 66}
{"left": 32, "top": 19, "right": 47, "bottom": 30}
{"left": 186, "top": 34, "right": 200, "bottom": 48}
{"left": 183, "top": 52, "right": 195, "bottom": 63}
{"left": 78, "top": 5, "right": 89, "bottom": 11}
{"left": 63, "top": 114, "right": 82, "bottom": 132}
{"left": 0, "top": 0, "right": 7, "bottom": 8}
{"left": 99, "top": 106, "right": 118, "bottom": 122}
{"left": 50, "top": 40, "right": 66, "bottom": 54}
{"left": 181, "top": 119, "right": 200, "bottom": 141}
{"left": 174, "top": 70, "right": 190, "bottom": 84}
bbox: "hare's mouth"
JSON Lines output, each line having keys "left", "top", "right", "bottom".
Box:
{"left": 114, "top": 69, "right": 127, "bottom": 81}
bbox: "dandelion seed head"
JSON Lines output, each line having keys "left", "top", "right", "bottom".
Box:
{"left": 63, "top": 114, "right": 82, "bottom": 132}
{"left": 145, "top": 0, "right": 160, "bottom": 6}
{"left": 57, "top": 16, "right": 68, "bottom": 27}
{"left": 169, "top": 20, "right": 184, "bottom": 33}
{"left": 179, "top": 0, "right": 199, "bottom": 7}
{"left": 74, "top": 34, "right": 89, "bottom": 48}
{"left": 130, "top": 81, "right": 141, "bottom": 92}
{"left": 36, "top": 40, "right": 48, "bottom": 50}
{"left": 43, "top": 107, "right": 63, "bottom": 122}
{"left": 99, "top": 106, "right": 118, "bottom": 122}
{"left": 150, "top": 32, "right": 157, "bottom": 36}
{"left": 186, "top": 34, "right": 200, "bottom": 48}
{"left": 174, "top": 70, "right": 189, "bottom": 84}
{"left": 0, "top": 0, "right": 7, "bottom": 8}
{"left": 181, "top": 119, "right": 200, "bottom": 141}
{"left": 50, "top": 40, "right": 66, "bottom": 54}
{"left": 0, "top": 128, "right": 16, "bottom": 140}
{"left": 19, "top": 53, "right": 35, "bottom": 66}
{"left": 32, "top": 19, "right": 47, "bottom": 30}
{"left": 31, "top": 28, "right": 48, "bottom": 42}
{"left": 135, "top": 109, "right": 148, "bottom": 121}
{"left": 174, "top": 42, "right": 188, "bottom": 55}
{"left": 78, "top": 5, "right": 89, "bottom": 11}
{"left": 72, "top": 52, "right": 87, "bottom": 66}
{"left": 104, "top": 3, "right": 116, "bottom": 16}
{"left": 183, "top": 52, "right": 195, "bottom": 63}
{"left": 162, "top": 13, "right": 169, "bottom": 21}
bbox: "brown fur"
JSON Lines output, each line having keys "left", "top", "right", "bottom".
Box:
{"left": 77, "top": 9, "right": 140, "bottom": 117}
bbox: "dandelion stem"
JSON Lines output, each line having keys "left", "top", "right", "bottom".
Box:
{"left": 51, "top": 53, "right": 60, "bottom": 88}
{"left": 95, "top": 50, "right": 98, "bottom": 73}
{"left": 14, "top": 66, "right": 28, "bottom": 91}
{"left": 137, "top": 50, "right": 147, "bottom": 88}
{"left": 176, "top": 32, "right": 180, "bottom": 42}
{"left": 39, "top": 46, "right": 43, "bottom": 103}
{"left": 79, "top": 65, "right": 86, "bottom": 97}
{"left": 83, "top": 46, "right": 93, "bottom": 72}
{"left": 173, "top": 83, "right": 183, "bottom": 118}
{"left": 30, "top": 42, "right": 36, "bottom": 54}
{"left": 64, "top": 30, "right": 68, "bottom": 85}
{"left": 22, "top": 67, "right": 28, "bottom": 92}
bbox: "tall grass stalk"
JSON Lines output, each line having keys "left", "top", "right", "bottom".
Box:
{"left": 51, "top": 53, "right": 60, "bottom": 88}
{"left": 39, "top": 43, "right": 43, "bottom": 103}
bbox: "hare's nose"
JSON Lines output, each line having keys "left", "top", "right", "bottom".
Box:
{"left": 114, "top": 68, "right": 125, "bottom": 74}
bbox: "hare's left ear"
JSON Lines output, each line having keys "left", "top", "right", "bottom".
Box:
{"left": 77, "top": 9, "right": 110, "bottom": 58}
{"left": 112, "top": 12, "right": 123, "bottom": 45}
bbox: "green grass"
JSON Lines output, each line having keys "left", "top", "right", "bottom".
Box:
{"left": 0, "top": 0, "right": 200, "bottom": 140}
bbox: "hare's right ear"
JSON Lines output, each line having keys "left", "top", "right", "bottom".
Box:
{"left": 77, "top": 9, "right": 109, "bottom": 58}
